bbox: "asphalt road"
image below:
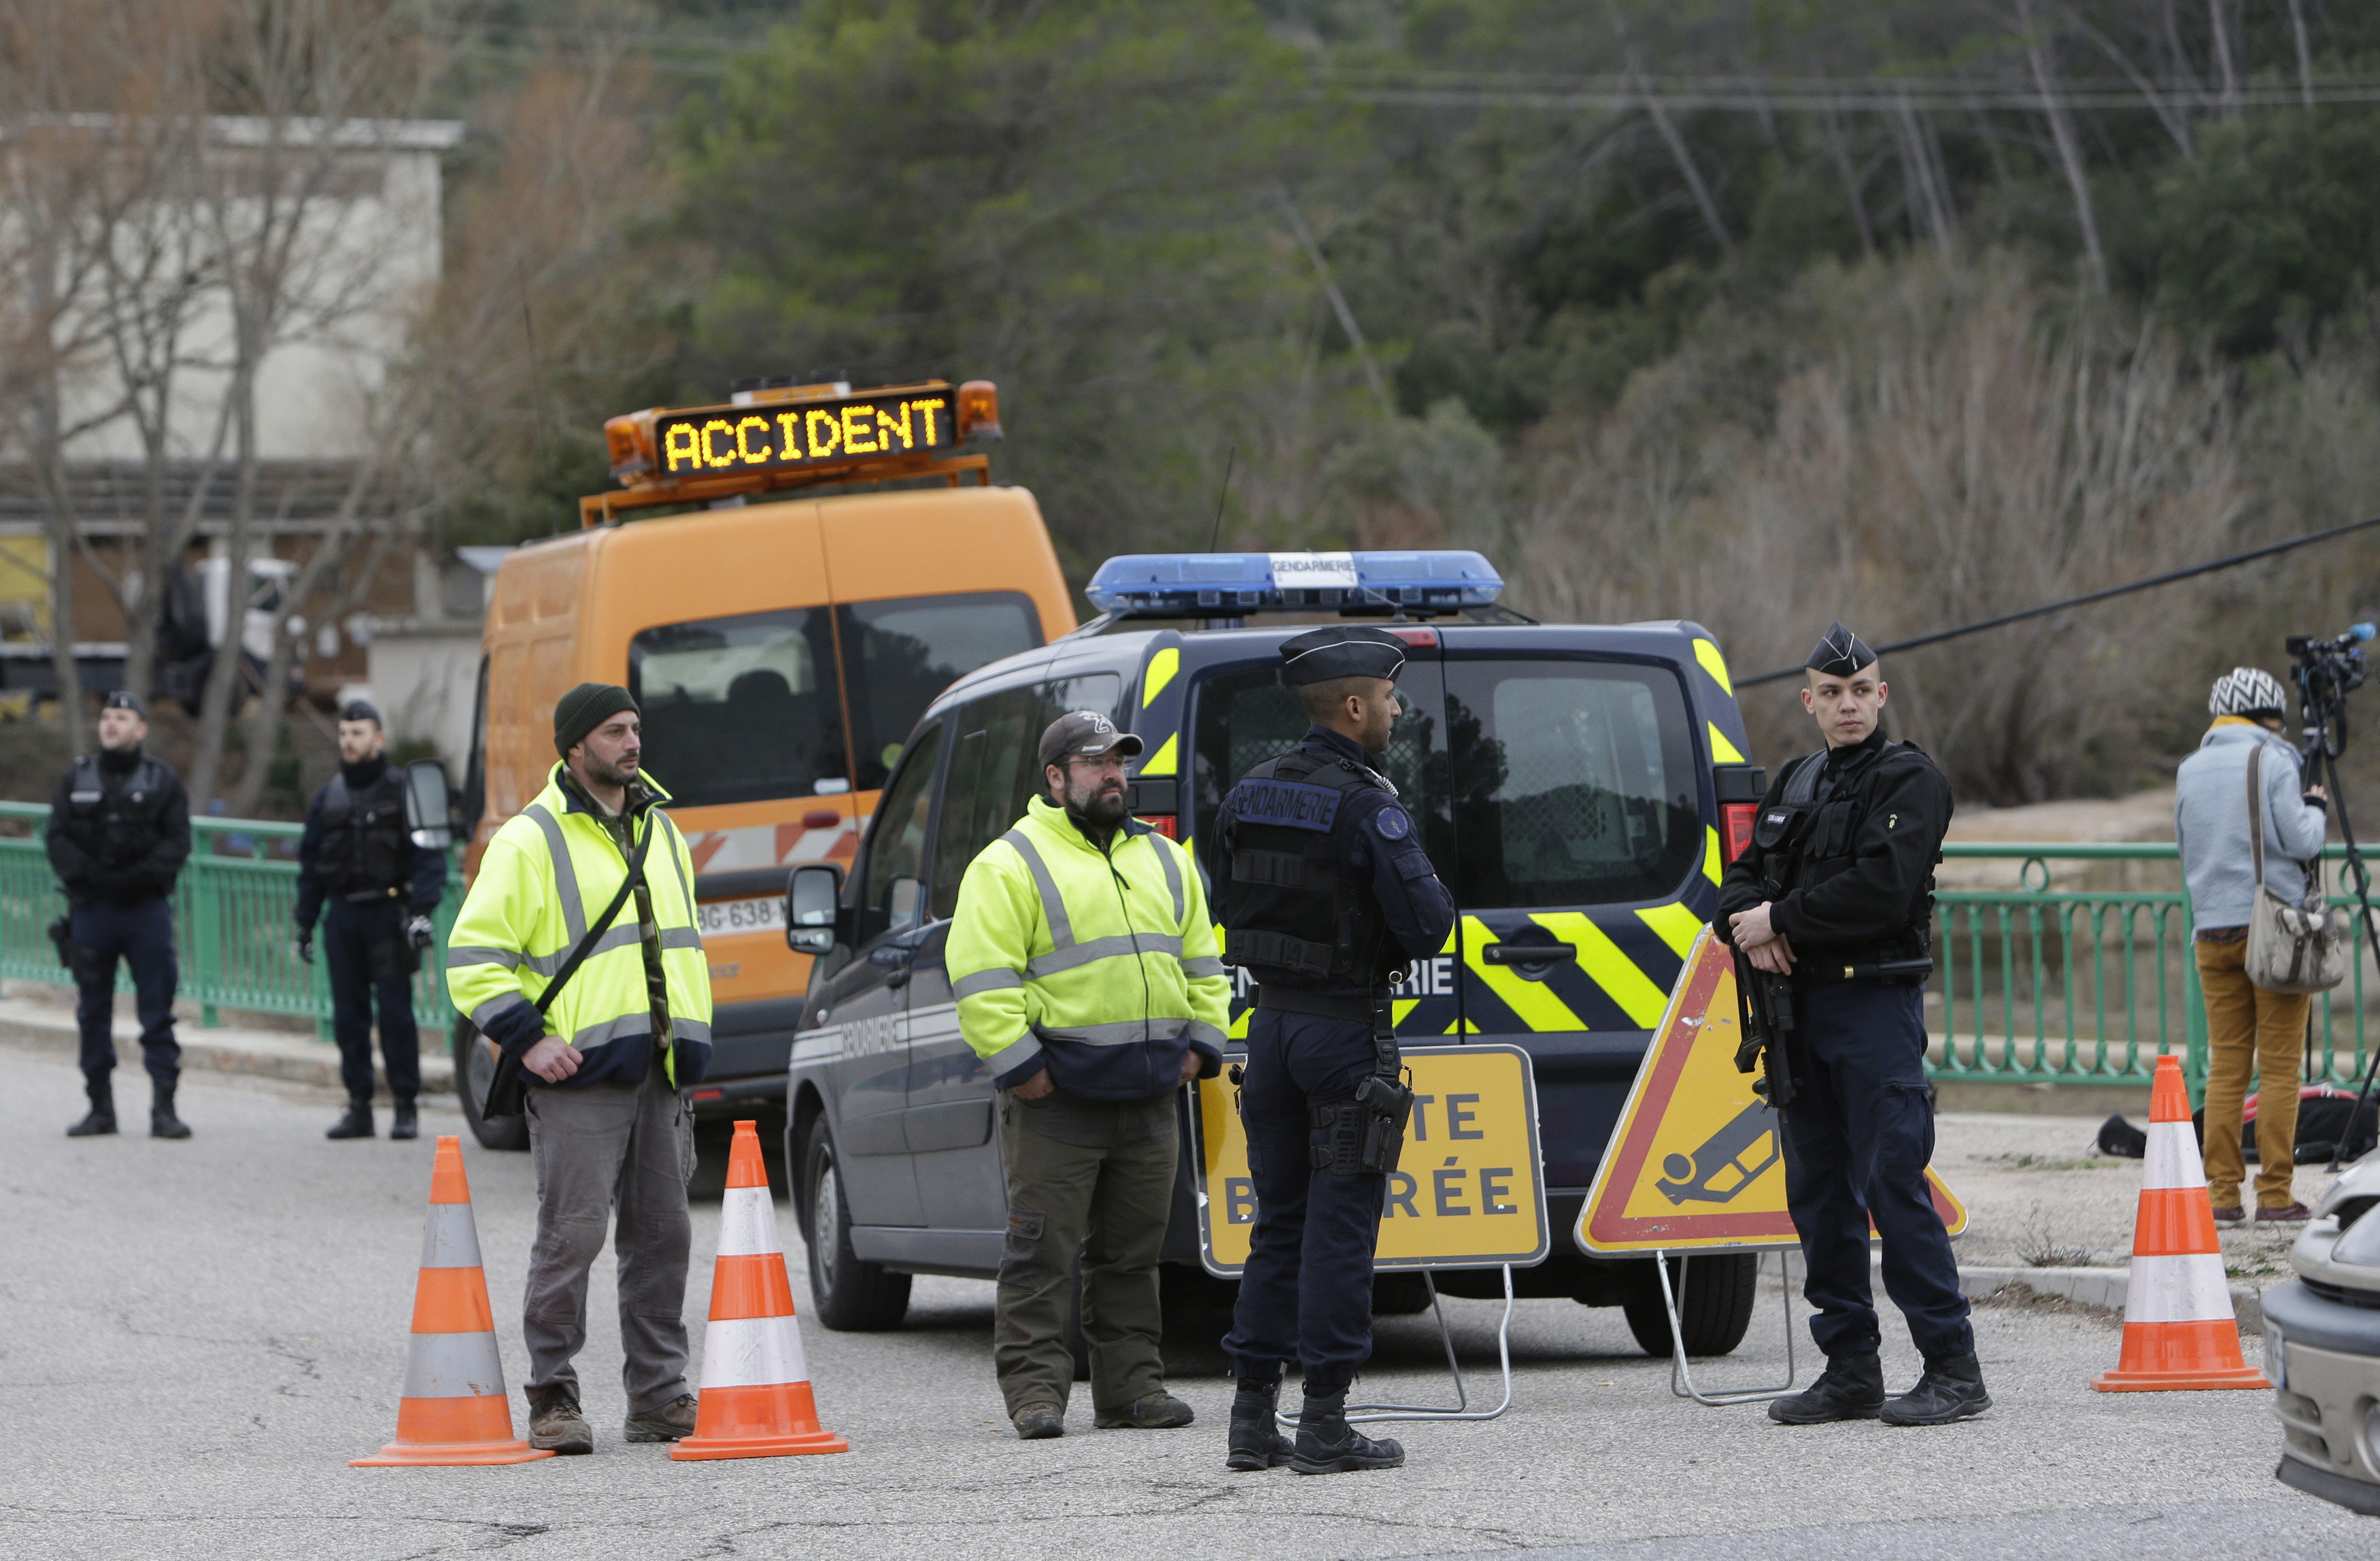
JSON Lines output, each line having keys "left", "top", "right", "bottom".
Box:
{"left": 3, "top": 1043, "right": 2370, "bottom": 1561}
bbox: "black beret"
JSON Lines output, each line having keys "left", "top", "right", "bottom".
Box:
{"left": 339, "top": 699, "right": 383, "bottom": 726}
{"left": 1805, "top": 622, "right": 1877, "bottom": 677}
{"left": 554, "top": 682, "right": 639, "bottom": 757}
{"left": 1278, "top": 626, "right": 1406, "bottom": 686}
{"left": 101, "top": 690, "right": 146, "bottom": 716}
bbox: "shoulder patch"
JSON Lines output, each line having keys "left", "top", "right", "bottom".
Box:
{"left": 1372, "top": 805, "right": 1412, "bottom": 841}
{"left": 1228, "top": 778, "right": 1343, "bottom": 833}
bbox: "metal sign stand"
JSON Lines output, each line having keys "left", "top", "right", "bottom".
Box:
{"left": 1655, "top": 1249, "right": 1801, "bottom": 1407}
{"left": 1278, "top": 1265, "right": 1518, "bottom": 1428}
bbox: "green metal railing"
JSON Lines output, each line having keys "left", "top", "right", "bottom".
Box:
{"left": 1931, "top": 841, "right": 2374, "bottom": 1096}
{"left": 0, "top": 801, "right": 460, "bottom": 1037}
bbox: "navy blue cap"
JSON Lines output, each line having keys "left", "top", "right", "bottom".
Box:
{"left": 1278, "top": 626, "right": 1406, "bottom": 686}
{"left": 1805, "top": 622, "right": 1877, "bottom": 677}
{"left": 101, "top": 690, "right": 145, "bottom": 716}
{"left": 339, "top": 699, "right": 382, "bottom": 726}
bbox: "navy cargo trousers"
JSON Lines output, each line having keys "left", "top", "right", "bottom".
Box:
{"left": 323, "top": 897, "right": 422, "bottom": 1105}
{"left": 1223, "top": 1009, "right": 1387, "bottom": 1390}
{"left": 1780, "top": 977, "right": 1973, "bottom": 1363}
{"left": 70, "top": 897, "right": 180, "bottom": 1087}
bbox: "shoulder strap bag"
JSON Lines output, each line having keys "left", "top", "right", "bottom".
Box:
{"left": 481, "top": 811, "right": 656, "bottom": 1120}
{"left": 2244, "top": 743, "right": 2351, "bottom": 994}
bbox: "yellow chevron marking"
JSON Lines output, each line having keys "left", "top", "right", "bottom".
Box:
{"left": 1142, "top": 646, "right": 1179, "bottom": 707}
{"left": 1393, "top": 998, "right": 1419, "bottom": 1028}
{"left": 1443, "top": 1017, "right": 1481, "bottom": 1035}
{"left": 1460, "top": 914, "right": 1587, "bottom": 1033}
{"left": 1138, "top": 732, "right": 1179, "bottom": 777}
{"left": 1230, "top": 1007, "right": 1251, "bottom": 1039}
{"left": 1707, "top": 722, "right": 1746, "bottom": 764}
{"left": 1703, "top": 826, "right": 1722, "bottom": 886}
{"left": 1635, "top": 900, "right": 1705, "bottom": 958}
{"left": 1531, "top": 911, "right": 1669, "bottom": 1028}
{"left": 1693, "top": 637, "right": 1733, "bottom": 695}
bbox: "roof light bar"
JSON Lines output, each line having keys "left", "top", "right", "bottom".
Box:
{"left": 1085, "top": 551, "right": 1503, "bottom": 616}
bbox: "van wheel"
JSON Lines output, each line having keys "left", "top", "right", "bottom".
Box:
{"left": 453, "top": 1020, "right": 528, "bottom": 1152}
{"left": 801, "top": 1124, "right": 911, "bottom": 1332}
{"left": 1621, "top": 1253, "right": 1756, "bottom": 1357}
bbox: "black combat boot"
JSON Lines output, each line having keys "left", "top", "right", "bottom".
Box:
{"left": 1767, "top": 1351, "right": 1885, "bottom": 1424}
{"left": 1880, "top": 1352, "right": 1992, "bottom": 1426}
{"left": 149, "top": 1081, "right": 192, "bottom": 1139}
{"left": 390, "top": 1098, "right": 419, "bottom": 1141}
{"left": 1289, "top": 1384, "right": 1404, "bottom": 1475}
{"left": 67, "top": 1077, "right": 117, "bottom": 1137}
{"left": 1226, "top": 1375, "right": 1293, "bottom": 1472}
{"left": 326, "top": 1097, "right": 375, "bottom": 1139}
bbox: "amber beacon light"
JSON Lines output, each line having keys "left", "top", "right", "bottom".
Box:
{"left": 957, "top": 380, "right": 1002, "bottom": 441}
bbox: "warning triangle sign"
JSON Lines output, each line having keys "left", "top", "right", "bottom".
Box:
{"left": 1577, "top": 927, "right": 1967, "bottom": 1254}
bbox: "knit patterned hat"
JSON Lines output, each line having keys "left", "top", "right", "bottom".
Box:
{"left": 2208, "top": 667, "right": 2287, "bottom": 720}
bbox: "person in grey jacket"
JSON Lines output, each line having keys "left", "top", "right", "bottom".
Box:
{"left": 2175, "top": 667, "right": 2330, "bottom": 1224}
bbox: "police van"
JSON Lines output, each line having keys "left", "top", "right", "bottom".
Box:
{"left": 780, "top": 551, "right": 1769, "bottom": 1353}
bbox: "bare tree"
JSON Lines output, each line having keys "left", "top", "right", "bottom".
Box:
{"left": 2016, "top": 0, "right": 2107, "bottom": 290}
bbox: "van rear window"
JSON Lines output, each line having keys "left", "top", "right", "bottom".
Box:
{"left": 630, "top": 608, "right": 846, "bottom": 808}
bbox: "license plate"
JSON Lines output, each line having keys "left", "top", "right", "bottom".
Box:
{"left": 697, "top": 895, "right": 784, "bottom": 937}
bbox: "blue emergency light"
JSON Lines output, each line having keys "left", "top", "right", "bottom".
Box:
{"left": 1084, "top": 550, "right": 1503, "bottom": 616}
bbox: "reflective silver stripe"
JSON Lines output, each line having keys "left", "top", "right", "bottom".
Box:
{"left": 1000, "top": 828, "right": 1072, "bottom": 950}
{"left": 1180, "top": 956, "right": 1226, "bottom": 979}
{"left": 674, "top": 1018, "right": 712, "bottom": 1046}
{"left": 1149, "top": 835, "right": 1185, "bottom": 924}
{"left": 418, "top": 1204, "right": 484, "bottom": 1270}
{"left": 953, "top": 967, "right": 1025, "bottom": 999}
{"left": 499, "top": 924, "right": 639, "bottom": 978}
{"left": 401, "top": 1329, "right": 507, "bottom": 1400}
{"left": 568, "top": 1013, "right": 652, "bottom": 1051}
{"left": 660, "top": 926, "right": 704, "bottom": 954}
{"left": 1184, "top": 1020, "right": 1226, "bottom": 1048}
{"left": 1039, "top": 1016, "right": 1193, "bottom": 1047}
{"left": 522, "top": 803, "right": 587, "bottom": 943}
{"left": 470, "top": 994, "right": 533, "bottom": 1033}
{"left": 985, "top": 1033, "right": 1042, "bottom": 1074}
{"left": 446, "top": 946, "right": 521, "bottom": 972}
{"left": 1025, "top": 933, "right": 1181, "bottom": 979}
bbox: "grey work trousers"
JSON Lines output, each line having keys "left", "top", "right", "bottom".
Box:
{"left": 993, "top": 1088, "right": 1179, "bottom": 1417}
{"left": 523, "top": 1064, "right": 696, "bottom": 1413}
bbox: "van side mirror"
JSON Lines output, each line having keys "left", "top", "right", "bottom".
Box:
{"left": 405, "top": 759, "right": 454, "bottom": 850}
{"left": 786, "top": 862, "right": 845, "bottom": 956}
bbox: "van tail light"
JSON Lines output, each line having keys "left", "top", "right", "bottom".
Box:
{"left": 1720, "top": 803, "right": 1758, "bottom": 865}
{"left": 1142, "top": 815, "right": 1177, "bottom": 840}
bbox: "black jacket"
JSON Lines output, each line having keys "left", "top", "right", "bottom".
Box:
{"left": 46, "top": 747, "right": 192, "bottom": 907}
{"left": 294, "top": 756, "right": 447, "bottom": 930}
{"left": 1714, "top": 728, "right": 1952, "bottom": 959}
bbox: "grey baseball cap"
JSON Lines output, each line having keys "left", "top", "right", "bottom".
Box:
{"left": 1038, "top": 710, "right": 1145, "bottom": 769}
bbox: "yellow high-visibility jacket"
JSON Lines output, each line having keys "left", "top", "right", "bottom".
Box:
{"left": 446, "top": 765, "right": 712, "bottom": 1088}
{"left": 948, "top": 796, "right": 1229, "bottom": 1098}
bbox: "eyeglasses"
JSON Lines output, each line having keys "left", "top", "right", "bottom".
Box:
{"left": 1062, "top": 754, "right": 1128, "bottom": 771}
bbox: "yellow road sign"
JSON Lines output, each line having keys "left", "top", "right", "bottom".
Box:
{"left": 1577, "top": 928, "right": 1969, "bottom": 1254}
{"left": 1193, "top": 1043, "right": 1548, "bottom": 1275}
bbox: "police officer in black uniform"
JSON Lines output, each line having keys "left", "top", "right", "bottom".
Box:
{"left": 1216, "top": 625, "right": 1457, "bottom": 1475}
{"left": 46, "top": 691, "right": 193, "bottom": 1139}
{"left": 1716, "top": 623, "right": 1986, "bottom": 1427}
{"left": 294, "top": 700, "right": 445, "bottom": 1141}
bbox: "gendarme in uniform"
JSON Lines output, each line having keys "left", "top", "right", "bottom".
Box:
{"left": 1715, "top": 622, "right": 1985, "bottom": 1427}
{"left": 1217, "top": 624, "right": 1455, "bottom": 1475}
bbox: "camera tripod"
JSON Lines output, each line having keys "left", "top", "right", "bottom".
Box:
{"left": 2290, "top": 633, "right": 2380, "bottom": 1171}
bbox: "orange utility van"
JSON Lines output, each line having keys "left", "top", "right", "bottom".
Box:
{"left": 452, "top": 376, "right": 1074, "bottom": 1147}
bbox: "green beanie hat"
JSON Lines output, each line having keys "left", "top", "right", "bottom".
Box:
{"left": 554, "top": 682, "right": 638, "bottom": 758}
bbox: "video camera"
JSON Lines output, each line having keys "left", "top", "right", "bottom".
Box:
{"left": 2288, "top": 621, "right": 2375, "bottom": 762}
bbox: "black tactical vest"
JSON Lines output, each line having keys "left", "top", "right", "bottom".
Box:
{"left": 61, "top": 753, "right": 174, "bottom": 869}
{"left": 1752, "top": 740, "right": 1937, "bottom": 958}
{"left": 1219, "top": 748, "right": 1401, "bottom": 987}
{"left": 319, "top": 764, "right": 410, "bottom": 896}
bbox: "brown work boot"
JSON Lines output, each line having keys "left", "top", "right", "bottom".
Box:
{"left": 526, "top": 1385, "right": 594, "bottom": 1455}
{"left": 1095, "top": 1389, "right": 1194, "bottom": 1429}
{"left": 2210, "top": 1205, "right": 2245, "bottom": 1227}
{"left": 624, "top": 1392, "right": 698, "bottom": 1443}
{"left": 1012, "top": 1403, "right": 1065, "bottom": 1440}
{"left": 2256, "top": 1202, "right": 2313, "bottom": 1224}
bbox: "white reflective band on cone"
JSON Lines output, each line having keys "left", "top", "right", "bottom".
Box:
{"left": 401, "top": 1330, "right": 508, "bottom": 1399}
{"left": 2124, "top": 1254, "right": 2237, "bottom": 1324}
{"left": 2143, "top": 1122, "right": 2209, "bottom": 1191}
{"left": 717, "top": 1186, "right": 781, "bottom": 1258}
{"left": 697, "top": 1315, "right": 811, "bottom": 1391}
{"left": 418, "top": 1204, "right": 485, "bottom": 1269}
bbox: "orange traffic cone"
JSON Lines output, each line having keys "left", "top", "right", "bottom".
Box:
{"left": 2093, "top": 1055, "right": 2269, "bottom": 1392}
{"left": 673, "top": 1120, "right": 849, "bottom": 1460}
{"left": 353, "top": 1135, "right": 553, "bottom": 1465}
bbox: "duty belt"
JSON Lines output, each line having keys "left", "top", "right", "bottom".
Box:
{"left": 1253, "top": 986, "right": 1390, "bottom": 1027}
{"left": 341, "top": 887, "right": 403, "bottom": 904}
{"left": 1799, "top": 957, "right": 1934, "bottom": 986}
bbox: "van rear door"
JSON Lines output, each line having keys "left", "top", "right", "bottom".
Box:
{"left": 1430, "top": 631, "right": 1714, "bottom": 1187}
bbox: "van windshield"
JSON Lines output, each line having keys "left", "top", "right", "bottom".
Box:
{"left": 630, "top": 607, "right": 846, "bottom": 807}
